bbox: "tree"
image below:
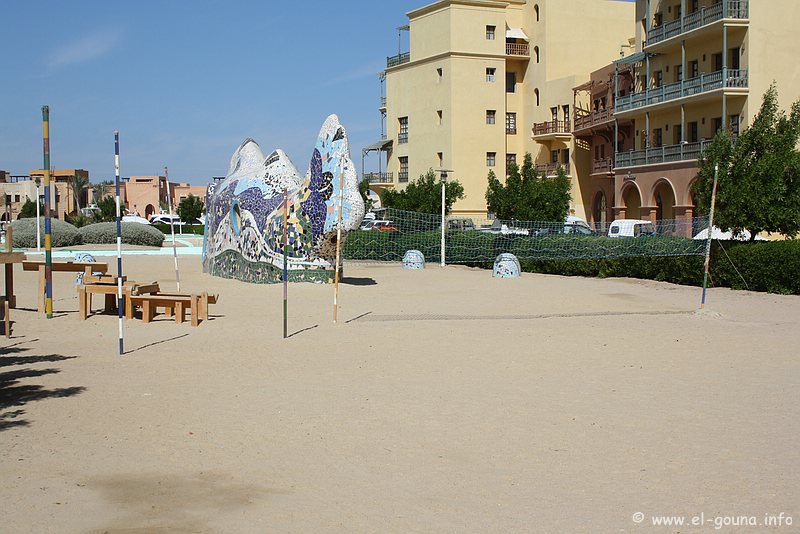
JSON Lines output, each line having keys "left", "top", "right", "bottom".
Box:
{"left": 358, "top": 177, "right": 375, "bottom": 213}
{"left": 18, "top": 198, "right": 44, "bottom": 219}
{"left": 93, "top": 180, "right": 113, "bottom": 205}
{"left": 693, "top": 85, "right": 800, "bottom": 240}
{"left": 381, "top": 168, "right": 465, "bottom": 214}
{"left": 485, "top": 153, "right": 571, "bottom": 221}
{"left": 177, "top": 194, "right": 205, "bottom": 222}
{"left": 70, "top": 174, "right": 90, "bottom": 212}
{"left": 95, "top": 196, "right": 117, "bottom": 222}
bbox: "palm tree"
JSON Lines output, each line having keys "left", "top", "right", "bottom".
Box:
{"left": 70, "top": 174, "right": 90, "bottom": 213}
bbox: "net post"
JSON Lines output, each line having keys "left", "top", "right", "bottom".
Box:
{"left": 115, "top": 131, "right": 124, "bottom": 355}
{"left": 700, "top": 163, "right": 719, "bottom": 310}
{"left": 283, "top": 188, "right": 288, "bottom": 339}
{"left": 164, "top": 166, "right": 180, "bottom": 292}
{"left": 41, "top": 106, "right": 54, "bottom": 319}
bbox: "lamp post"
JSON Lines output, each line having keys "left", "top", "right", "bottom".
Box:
{"left": 437, "top": 169, "right": 453, "bottom": 268}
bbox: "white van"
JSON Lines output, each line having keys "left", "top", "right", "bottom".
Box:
{"left": 608, "top": 219, "right": 657, "bottom": 238}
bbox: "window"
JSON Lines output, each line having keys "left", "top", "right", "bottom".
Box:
{"left": 674, "top": 124, "right": 683, "bottom": 144}
{"left": 437, "top": 110, "right": 443, "bottom": 126}
{"left": 690, "top": 0, "right": 699, "bottom": 13}
{"left": 436, "top": 67, "right": 443, "bottom": 81}
{"left": 506, "top": 112, "right": 517, "bottom": 135}
{"left": 654, "top": 12, "right": 663, "bottom": 27}
{"left": 675, "top": 64, "right": 683, "bottom": 83}
{"left": 398, "top": 117, "right": 408, "bottom": 144}
{"left": 562, "top": 148, "right": 570, "bottom": 164}
{"left": 437, "top": 152, "right": 443, "bottom": 167}
{"left": 506, "top": 71, "right": 516, "bottom": 93}
{"left": 551, "top": 150, "right": 559, "bottom": 164}
{"left": 562, "top": 105, "right": 570, "bottom": 125}
{"left": 534, "top": 4, "right": 539, "bottom": 21}
{"left": 601, "top": 96, "right": 607, "bottom": 110}
{"left": 534, "top": 46, "right": 540, "bottom": 63}
{"left": 593, "top": 99, "right": 600, "bottom": 112}
{"left": 486, "top": 152, "right": 496, "bottom": 167}
{"left": 550, "top": 107, "right": 558, "bottom": 122}
{"left": 689, "top": 60, "right": 699, "bottom": 78}
{"left": 486, "top": 67, "right": 496, "bottom": 82}
{"left": 688, "top": 121, "right": 699, "bottom": 143}
{"left": 712, "top": 52, "right": 723, "bottom": 71}
{"left": 486, "top": 110, "right": 496, "bottom": 125}
{"left": 730, "top": 47, "right": 740, "bottom": 70}
{"left": 654, "top": 70, "right": 663, "bottom": 88}
{"left": 506, "top": 153, "right": 517, "bottom": 169}
{"left": 653, "top": 128, "right": 663, "bottom": 147}
{"left": 730, "top": 114, "right": 740, "bottom": 136}
{"left": 399, "top": 157, "right": 409, "bottom": 182}
{"left": 486, "top": 25, "right": 496, "bottom": 40}
{"left": 713, "top": 117, "right": 723, "bottom": 133}
{"left": 534, "top": 88, "right": 540, "bottom": 106}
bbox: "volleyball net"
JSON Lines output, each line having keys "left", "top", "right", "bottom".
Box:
{"left": 343, "top": 208, "right": 709, "bottom": 264}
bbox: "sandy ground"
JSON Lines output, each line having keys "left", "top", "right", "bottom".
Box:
{"left": 1, "top": 255, "right": 798, "bottom": 533}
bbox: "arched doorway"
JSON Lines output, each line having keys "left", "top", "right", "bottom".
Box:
{"left": 145, "top": 204, "right": 156, "bottom": 219}
{"left": 621, "top": 184, "right": 641, "bottom": 219}
{"left": 653, "top": 179, "right": 676, "bottom": 234}
{"left": 593, "top": 191, "right": 608, "bottom": 232}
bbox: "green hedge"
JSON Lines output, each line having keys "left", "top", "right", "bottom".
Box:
{"left": 152, "top": 223, "right": 205, "bottom": 235}
{"left": 9, "top": 218, "right": 82, "bottom": 247}
{"left": 79, "top": 222, "right": 165, "bottom": 247}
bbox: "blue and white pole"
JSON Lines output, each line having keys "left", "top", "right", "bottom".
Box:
{"left": 115, "top": 131, "right": 124, "bottom": 355}
{"left": 165, "top": 166, "right": 180, "bottom": 291}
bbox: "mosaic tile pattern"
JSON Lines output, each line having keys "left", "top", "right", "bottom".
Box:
{"left": 493, "top": 253, "right": 521, "bottom": 279}
{"left": 203, "top": 115, "right": 364, "bottom": 284}
{"left": 402, "top": 250, "right": 425, "bottom": 270}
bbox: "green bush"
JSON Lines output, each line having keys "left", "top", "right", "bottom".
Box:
{"left": 79, "top": 222, "right": 165, "bottom": 247}
{"left": 152, "top": 223, "right": 205, "bottom": 235}
{"left": 9, "top": 218, "right": 82, "bottom": 247}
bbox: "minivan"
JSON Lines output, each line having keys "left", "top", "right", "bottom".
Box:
{"left": 608, "top": 219, "right": 657, "bottom": 238}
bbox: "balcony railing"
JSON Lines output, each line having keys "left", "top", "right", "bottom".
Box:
{"left": 616, "top": 69, "right": 748, "bottom": 113}
{"left": 535, "top": 162, "right": 570, "bottom": 176}
{"left": 363, "top": 172, "right": 394, "bottom": 184}
{"left": 386, "top": 52, "right": 410, "bottom": 68}
{"left": 379, "top": 96, "right": 386, "bottom": 109}
{"left": 615, "top": 139, "right": 713, "bottom": 168}
{"left": 574, "top": 108, "right": 614, "bottom": 132}
{"left": 532, "top": 120, "right": 571, "bottom": 136}
{"left": 506, "top": 42, "right": 530, "bottom": 57}
{"left": 592, "top": 158, "right": 614, "bottom": 174}
{"left": 647, "top": 1, "right": 749, "bottom": 46}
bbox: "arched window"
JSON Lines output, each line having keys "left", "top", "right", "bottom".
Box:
{"left": 534, "top": 46, "right": 540, "bottom": 63}
{"left": 534, "top": 4, "right": 540, "bottom": 22}
{"left": 594, "top": 191, "right": 607, "bottom": 232}
{"left": 534, "top": 88, "right": 540, "bottom": 106}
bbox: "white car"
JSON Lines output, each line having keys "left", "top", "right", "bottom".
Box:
{"left": 608, "top": 219, "right": 657, "bottom": 238}
{"left": 121, "top": 215, "right": 151, "bottom": 225}
{"left": 149, "top": 213, "right": 182, "bottom": 225}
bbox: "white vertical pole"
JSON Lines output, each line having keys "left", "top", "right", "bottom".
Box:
{"left": 114, "top": 131, "right": 124, "bottom": 355}
{"left": 333, "top": 163, "right": 345, "bottom": 323}
{"left": 164, "top": 166, "right": 180, "bottom": 292}
{"left": 36, "top": 184, "right": 41, "bottom": 252}
{"left": 440, "top": 173, "right": 446, "bottom": 267}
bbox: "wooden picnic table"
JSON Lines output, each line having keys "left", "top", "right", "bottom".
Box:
{"left": 76, "top": 273, "right": 160, "bottom": 320}
{"left": 22, "top": 259, "right": 108, "bottom": 314}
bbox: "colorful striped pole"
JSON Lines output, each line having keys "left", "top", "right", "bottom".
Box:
{"left": 41, "top": 106, "right": 54, "bottom": 319}
{"left": 333, "top": 165, "right": 344, "bottom": 324}
{"left": 283, "top": 188, "right": 288, "bottom": 339}
{"left": 164, "top": 166, "right": 180, "bottom": 291}
{"left": 700, "top": 163, "right": 719, "bottom": 310}
{"left": 115, "top": 131, "right": 124, "bottom": 355}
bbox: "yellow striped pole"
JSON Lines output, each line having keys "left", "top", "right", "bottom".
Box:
{"left": 41, "top": 106, "right": 54, "bottom": 319}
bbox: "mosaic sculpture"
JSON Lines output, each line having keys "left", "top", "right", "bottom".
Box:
{"left": 402, "top": 250, "right": 425, "bottom": 270}
{"left": 203, "top": 115, "right": 365, "bottom": 283}
{"left": 493, "top": 253, "right": 521, "bottom": 279}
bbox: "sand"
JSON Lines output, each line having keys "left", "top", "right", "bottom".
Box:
{"left": 1, "top": 255, "right": 798, "bottom": 533}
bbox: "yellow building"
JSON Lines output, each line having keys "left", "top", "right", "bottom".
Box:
{"left": 378, "top": 0, "right": 635, "bottom": 218}
{"left": 610, "top": 0, "right": 800, "bottom": 228}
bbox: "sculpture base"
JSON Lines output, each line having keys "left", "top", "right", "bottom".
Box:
{"left": 205, "top": 250, "right": 336, "bottom": 284}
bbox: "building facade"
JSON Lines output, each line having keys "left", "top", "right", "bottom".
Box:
{"left": 606, "top": 0, "right": 800, "bottom": 230}
{"left": 377, "top": 0, "right": 635, "bottom": 218}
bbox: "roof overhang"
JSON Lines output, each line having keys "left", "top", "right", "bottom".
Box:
{"left": 362, "top": 138, "right": 393, "bottom": 153}
{"left": 506, "top": 27, "right": 529, "bottom": 41}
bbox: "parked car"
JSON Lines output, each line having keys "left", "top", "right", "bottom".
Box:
{"left": 149, "top": 213, "right": 182, "bottom": 225}
{"left": 479, "top": 220, "right": 529, "bottom": 236}
{"left": 362, "top": 220, "right": 397, "bottom": 231}
{"left": 608, "top": 219, "right": 657, "bottom": 238}
{"left": 121, "top": 215, "right": 151, "bottom": 225}
{"left": 447, "top": 218, "right": 476, "bottom": 231}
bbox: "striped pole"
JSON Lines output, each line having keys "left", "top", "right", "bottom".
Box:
{"left": 333, "top": 165, "right": 344, "bottom": 323}
{"left": 282, "top": 188, "right": 288, "bottom": 339}
{"left": 115, "top": 131, "right": 124, "bottom": 355}
{"left": 700, "top": 163, "right": 719, "bottom": 310}
{"left": 164, "top": 166, "right": 180, "bottom": 291}
{"left": 41, "top": 106, "right": 54, "bottom": 319}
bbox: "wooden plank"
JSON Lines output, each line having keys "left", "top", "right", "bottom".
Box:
{"left": 78, "top": 285, "right": 87, "bottom": 320}
{"left": 84, "top": 274, "right": 126, "bottom": 284}
{"left": 142, "top": 300, "right": 152, "bottom": 323}
{"left": 132, "top": 282, "right": 160, "bottom": 295}
{"left": 175, "top": 300, "right": 185, "bottom": 324}
{"left": 22, "top": 260, "right": 108, "bottom": 273}
{"left": 191, "top": 294, "right": 199, "bottom": 327}
{"left": 0, "top": 252, "right": 26, "bottom": 265}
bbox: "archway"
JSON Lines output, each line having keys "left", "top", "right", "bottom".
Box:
{"left": 534, "top": 46, "right": 540, "bottom": 63}
{"left": 534, "top": 4, "right": 540, "bottom": 21}
{"left": 534, "top": 88, "right": 540, "bottom": 106}
{"left": 145, "top": 204, "right": 156, "bottom": 219}
{"left": 652, "top": 179, "right": 676, "bottom": 220}
{"left": 593, "top": 191, "right": 608, "bottom": 232}
{"left": 621, "top": 183, "right": 641, "bottom": 219}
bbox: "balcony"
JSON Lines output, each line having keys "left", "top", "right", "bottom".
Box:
{"left": 647, "top": 1, "right": 749, "bottom": 47}
{"left": 532, "top": 120, "right": 572, "bottom": 141}
{"left": 386, "top": 52, "right": 410, "bottom": 68}
{"left": 592, "top": 158, "right": 614, "bottom": 174}
{"left": 379, "top": 96, "right": 386, "bottom": 111}
{"left": 363, "top": 172, "right": 394, "bottom": 185}
{"left": 615, "top": 139, "right": 713, "bottom": 168}
{"left": 573, "top": 108, "right": 614, "bottom": 133}
{"left": 616, "top": 69, "right": 748, "bottom": 113}
{"left": 506, "top": 42, "right": 530, "bottom": 57}
{"left": 536, "top": 162, "right": 570, "bottom": 176}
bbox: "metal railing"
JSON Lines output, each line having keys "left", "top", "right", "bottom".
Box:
{"left": 535, "top": 162, "right": 570, "bottom": 176}
{"left": 363, "top": 172, "right": 394, "bottom": 184}
{"left": 574, "top": 108, "right": 614, "bottom": 132}
{"left": 616, "top": 68, "right": 748, "bottom": 112}
{"left": 647, "top": 0, "right": 749, "bottom": 46}
{"left": 386, "top": 52, "right": 410, "bottom": 68}
{"left": 592, "top": 158, "right": 614, "bottom": 174}
{"left": 615, "top": 139, "right": 713, "bottom": 168}
{"left": 379, "top": 96, "right": 386, "bottom": 109}
{"left": 532, "top": 120, "right": 571, "bottom": 136}
{"left": 506, "top": 42, "right": 530, "bottom": 57}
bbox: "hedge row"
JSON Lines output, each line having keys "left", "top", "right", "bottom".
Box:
{"left": 152, "top": 223, "right": 205, "bottom": 235}
{"left": 9, "top": 219, "right": 164, "bottom": 248}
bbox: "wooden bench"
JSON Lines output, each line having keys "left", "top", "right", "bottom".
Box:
{"left": 23, "top": 260, "right": 108, "bottom": 314}
{"left": 127, "top": 292, "right": 218, "bottom": 327}
{"left": 77, "top": 279, "right": 161, "bottom": 320}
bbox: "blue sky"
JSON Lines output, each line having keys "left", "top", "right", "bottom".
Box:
{"left": 0, "top": 0, "right": 632, "bottom": 185}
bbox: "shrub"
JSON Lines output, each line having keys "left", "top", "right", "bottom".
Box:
{"left": 79, "top": 222, "right": 165, "bottom": 247}
{"left": 152, "top": 223, "right": 205, "bottom": 235}
{"left": 9, "top": 218, "right": 82, "bottom": 247}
